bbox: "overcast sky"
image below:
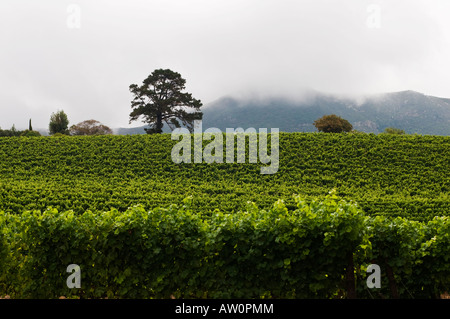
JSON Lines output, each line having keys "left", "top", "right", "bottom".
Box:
{"left": 1, "top": 0, "right": 450, "bottom": 130}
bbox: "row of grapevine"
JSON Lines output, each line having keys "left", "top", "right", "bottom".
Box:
{"left": 1, "top": 194, "right": 448, "bottom": 298}
{"left": 0, "top": 133, "right": 448, "bottom": 220}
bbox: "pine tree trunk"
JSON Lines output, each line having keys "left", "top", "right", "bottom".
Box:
{"left": 156, "top": 113, "right": 163, "bottom": 134}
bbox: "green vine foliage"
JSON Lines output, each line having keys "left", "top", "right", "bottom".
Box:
{"left": 0, "top": 194, "right": 447, "bottom": 299}
{"left": 0, "top": 133, "right": 448, "bottom": 221}
{"left": 0, "top": 133, "right": 448, "bottom": 298}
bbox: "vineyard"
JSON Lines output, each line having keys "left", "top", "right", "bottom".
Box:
{"left": 0, "top": 132, "right": 449, "bottom": 298}
{"left": 0, "top": 133, "right": 448, "bottom": 220}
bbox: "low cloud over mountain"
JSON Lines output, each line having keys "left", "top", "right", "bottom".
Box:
{"left": 200, "top": 90, "right": 450, "bottom": 135}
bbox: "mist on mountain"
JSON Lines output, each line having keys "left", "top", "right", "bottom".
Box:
{"left": 200, "top": 90, "right": 450, "bottom": 135}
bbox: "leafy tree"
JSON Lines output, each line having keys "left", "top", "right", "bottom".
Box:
{"left": 20, "top": 130, "right": 41, "bottom": 137}
{"left": 49, "top": 110, "right": 70, "bottom": 135}
{"left": 70, "top": 119, "right": 113, "bottom": 136}
{"left": 11, "top": 124, "right": 18, "bottom": 135}
{"left": 0, "top": 125, "right": 22, "bottom": 137}
{"left": 383, "top": 127, "right": 405, "bottom": 135}
{"left": 313, "top": 114, "right": 353, "bottom": 133}
{"left": 129, "top": 69, "right": 203, "bottom": 134}
{"left": 18, "top": 119, "right": 41, "bottom": 137}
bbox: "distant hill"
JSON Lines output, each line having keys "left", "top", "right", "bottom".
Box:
{"left": 114, "top": 90, "right": 450, "bottom": 136}
{"left": 113, "top": 125, "right": 173, "bottom": 135}
{"left": 114, "top": 126, "right": 150, "bottom": 135}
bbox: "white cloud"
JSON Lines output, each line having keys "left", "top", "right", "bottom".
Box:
{"left": 0, "top": 0, "right": 449, "bottom": 129}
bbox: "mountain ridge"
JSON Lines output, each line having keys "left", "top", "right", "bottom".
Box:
{"left": 112, "top": 90, "right": 450, "bottom": 136}
{"left": 199, "top": 90, "right": 450, "bottom": 135}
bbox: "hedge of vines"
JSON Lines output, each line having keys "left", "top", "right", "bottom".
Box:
{"left": 1, "top": 193, "right": 448, "bottom": 299}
